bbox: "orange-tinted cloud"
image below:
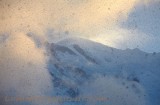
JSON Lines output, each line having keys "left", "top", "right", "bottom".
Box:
{"left": 0, "top": 0, "right": 137, "bottom": 36}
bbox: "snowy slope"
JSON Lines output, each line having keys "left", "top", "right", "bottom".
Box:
{"left": 46, "top": 37, "right": 160, "bottom": 105}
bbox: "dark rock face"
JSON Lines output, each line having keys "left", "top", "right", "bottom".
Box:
{"left": 50, "top": 43, "right": 76, "bottom": 56}
{"left": 73, "top": 44, "right": 97, "bottom": 64}
{"left": 47, "top": 43, "right": 89, "bottom": 98}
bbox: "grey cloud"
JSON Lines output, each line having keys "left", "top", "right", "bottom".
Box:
{"left": 45, "top": 28, "right": 71, "bottom": 43}
{"left": 0, "top": 33, "right": 9, "bottom": 44}
{"left": 121, "top": 0, "right": 160, "bottom": 36}
{"left": 26, "top": 32, "right": 43, "bottom": 48}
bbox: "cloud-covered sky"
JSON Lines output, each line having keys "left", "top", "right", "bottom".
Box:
{"left": 0, "top": 0, "right": 136, "bottom": 32}
{"left": 0, "top": 1, "right": 159, "bottom": 104}
{"left": 121, "top": 0, "right": 160, "bottom": 36}
{"left": 0, "top": 0, "right": 160, "bottom": 52}
{"left": 90, "top": 0, "right": 160, "bottom": 52}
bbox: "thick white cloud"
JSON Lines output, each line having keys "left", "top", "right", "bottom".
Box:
{"left": 0, "top": 33, "right": 54, "bottom": 105}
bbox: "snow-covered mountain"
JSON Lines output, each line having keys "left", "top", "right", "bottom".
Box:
{"left": 45, "top": 37, "right": 160, "bottom": 105}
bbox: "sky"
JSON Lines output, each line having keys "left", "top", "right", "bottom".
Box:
{"left": 0, "top": 0, "right": 160, "bottom": 52}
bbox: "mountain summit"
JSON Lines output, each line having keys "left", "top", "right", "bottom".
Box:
{"left": 46, "top": 37, "right": 160, "bottom": 105}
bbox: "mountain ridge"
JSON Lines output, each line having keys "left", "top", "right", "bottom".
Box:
{"left": 45, "top": 37, "right": 160, "bottom": 105}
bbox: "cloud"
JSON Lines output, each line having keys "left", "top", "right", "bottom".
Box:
{"left": 1, "top": 0, "right": 159, "bottom": 52}
{"left": 26, "top": 32, "right": 45, "bottom": 48}
{"left": 0, "top": 0, "right": 137, "bottom": 35}
{"left": 2, "top": 0, "right": 149, "bottom": 52}
{"left": 0, "top": 1, "right": 159, "bottom": 104}
{"left": 120, "top": 0, "right": 160, "bottom": 36}
{"left": 90, "top": 0, "right": 160, "bottom": 52}
{"left": 0, "top": 33, "right": 54, "bottom": 105}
